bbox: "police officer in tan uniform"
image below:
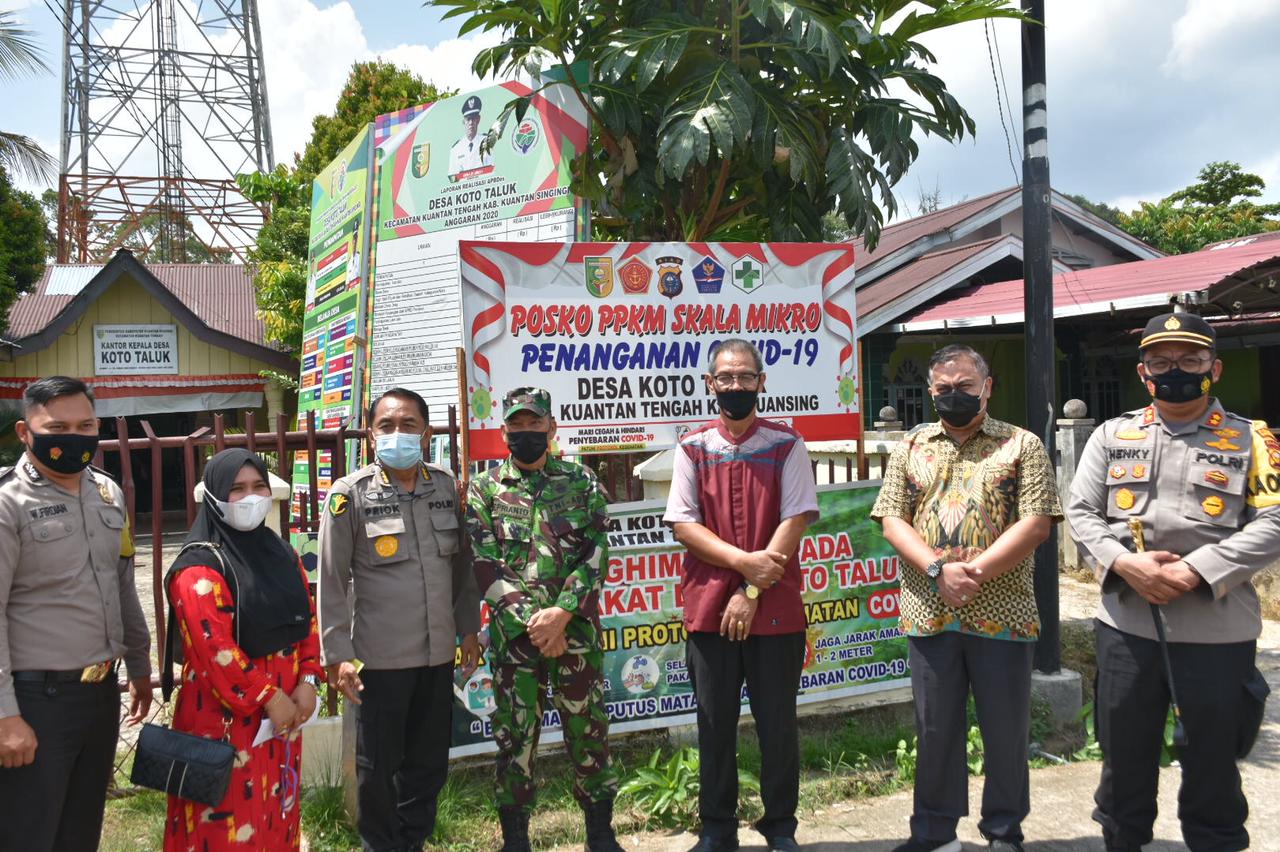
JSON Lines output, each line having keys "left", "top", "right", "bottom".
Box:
{"left": 1068, "top": 313, "right": 1280, "bottom": 852}
{"left": 318, "top": 386, "right": 480, "bottom": 852}
{"left": 0, "top": 376, "right": 152, "bottom": 852}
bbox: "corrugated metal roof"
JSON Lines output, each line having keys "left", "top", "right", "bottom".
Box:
{"left": 857, "top": 236, "right": 1009, "bottom": 319}
{"left": 7, "top": 261, "right": 268, "bottom": 347}
{"left": 897, "top": 239, "right": 1280, "bottom": 331}
{"left": 850, "top": 187, "right": 1020, "bottom": 272}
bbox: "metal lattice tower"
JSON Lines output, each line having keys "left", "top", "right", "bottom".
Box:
{"left": 51, "top": 0, "right": 274, "bottom": 263}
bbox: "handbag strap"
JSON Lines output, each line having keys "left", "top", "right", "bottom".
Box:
{"left": 162, "top": 542, "right": 240, "bottom": 701}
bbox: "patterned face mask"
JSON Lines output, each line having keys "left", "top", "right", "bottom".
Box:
{"left": 27, "top": 431, "right": 99, "bottom": 474}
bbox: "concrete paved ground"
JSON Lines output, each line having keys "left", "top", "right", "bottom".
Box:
{"left": 558, "top": 580, "right": 1280, "bottom": 851}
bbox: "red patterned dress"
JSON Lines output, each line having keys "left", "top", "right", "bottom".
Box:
{"left": 163, "top": 561, "right": 323, "bottom": 851}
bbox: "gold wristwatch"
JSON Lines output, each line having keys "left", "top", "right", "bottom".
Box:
{"left": 741, "top": 582, "right": 761, "bottom": 600}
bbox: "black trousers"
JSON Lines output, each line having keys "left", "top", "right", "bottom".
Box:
{"left": 907, "top": 631, "right": 1035, "bottom": 844}
{"left": 686, "top": 630, "right": 805, "bottom": 841}
{"left": 0, "top": 678, "right": 119, "bottom": 852}
{"left": 355, "top": 664, "right": 454, "bottom": 852}
{"left": 1094, "top": 620, "right": 1256, "bottom": 852}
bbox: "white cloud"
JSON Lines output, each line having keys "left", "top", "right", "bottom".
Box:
{"left": 1163, "top": 0, "right": 1280, "bottom": 79}
{"left": 259, "top": 0, "right": 370, "bottom": 167}
{"left": 375, "top": 29, "right": 504, "bottom": 98}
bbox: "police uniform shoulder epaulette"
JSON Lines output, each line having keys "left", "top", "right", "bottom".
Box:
{"left": 424, "top": 462, "right": 456, "bottom": 480}
{"left": 338, "top": 463, "right": 382, "bottom": 486}
{"left": 0, "top": 465, "right": 14, "bottom": 482}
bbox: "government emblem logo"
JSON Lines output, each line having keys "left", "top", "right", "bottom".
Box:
{"left": 1131, "top": 464, "right": 1147, "bottom": 478}
{"left": 411, "top": 144, "right": 430, "bottom": 179}
{"left": 1164, "top": 316, "right": 1181, "bottom": 330}
{"left": 511, "top": 116, "right": 541, "bottom": 155}
{"left": 1109, "top": 465, "right": 1126, "bottom": 479}
{"left": 1206, "top": 437, "right": 1240, "bottom": 452}
{"left": 1115, "top": 488, "right": 1136, "bottom": 511}
{"left": 584, "top": 257, "right": 614, "bottom": 298}
{"left": 375, "top": 535, "right": 399, "bottom": 558}
{"left": 731, "top": 257, "right": 763, "bottom": 294}
{"left": 619, "top": 258, "right": 651, "bottom": 294}
{"left": 692, "top": 256, "right": 726, "bottom": 294}
{"left": 656, "top": 256, "right": 684, "bottom": 299}
{"left": 1201, "top": 495, "right": 1225, "bottom": 517}
{"left": 329, "top": 493, "right": 349, "bottom": 516}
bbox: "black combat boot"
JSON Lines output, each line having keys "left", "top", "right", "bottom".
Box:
{"left": 582, "top": 797, "right": 624, "bottom": 852}
{"left": 499, "top": 806, "right": 532, "bottom": 852}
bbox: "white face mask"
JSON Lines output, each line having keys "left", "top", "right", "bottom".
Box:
{"left": 212, "top": 493, "right": 273, "bottom": 532}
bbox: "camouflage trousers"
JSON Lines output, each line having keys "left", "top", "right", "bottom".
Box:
{"left": 491, "top": 644, "right": 618, "bottom": 811}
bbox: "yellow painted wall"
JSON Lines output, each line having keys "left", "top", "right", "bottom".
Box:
{"left": 0, "top": 272, "right": 278, "bottom": 382}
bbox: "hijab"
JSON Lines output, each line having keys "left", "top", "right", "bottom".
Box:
{"left": 167, "top": 449, "right": 311, "bottom": 662}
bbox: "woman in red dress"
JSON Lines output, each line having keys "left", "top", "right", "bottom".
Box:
{"left": 162, "top": 448, "right": 322, "bottom": 851}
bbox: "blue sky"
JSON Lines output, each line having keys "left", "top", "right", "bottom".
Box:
{"left": 3, "top": 0, "right": 1279, "bottom": 216}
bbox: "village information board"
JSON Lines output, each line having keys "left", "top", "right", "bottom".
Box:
{"left": 368, "top": 78, "right": 588, "bottom": 418}
{"left": 448, "top": 483, "right": 906, "bottom": 757}
{"left": 93, "top": 324, "right": 178, "bottom": 375}
{"left": 460, "top": 241, "right": 859, "bottom": 458}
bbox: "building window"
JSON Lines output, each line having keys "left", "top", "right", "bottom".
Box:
{"left": 1083, "top": 356, "right": 1123, "bottom": 422}
{"left": 885, "top": 360, "right": 928, "bottom": 428}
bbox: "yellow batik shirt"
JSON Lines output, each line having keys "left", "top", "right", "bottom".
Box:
{"left": 870, "top": 416, "right": 1063, "bottom": 641}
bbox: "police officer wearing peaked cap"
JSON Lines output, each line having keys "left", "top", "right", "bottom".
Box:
{"left": 1067, "top": 311, "right": 1280, "bottom": 852}
{"left": 0, "top": 376, "right": 152, "bottom": 852}
{"left": 318, "top": 386, "right": 481, "bottom": 852}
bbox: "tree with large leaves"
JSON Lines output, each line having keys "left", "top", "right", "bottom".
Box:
{"left": 438, "top": 0, "right": 1022, "bottom": 245}
{"left": 0, "top": 166, "right": 49, "bottom": 329}
{"left": 0, "top": 11, "right": 55, "bottom": 184}
{"left": 240, "top": 61, "right": 454, "bottom": 354}
{"left": 1117, "top": 161, "right": 1280, "bottom": 255}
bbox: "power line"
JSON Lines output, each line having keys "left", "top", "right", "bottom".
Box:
{"left": 985, "top": 19, "right": 1021, "bottom": 185}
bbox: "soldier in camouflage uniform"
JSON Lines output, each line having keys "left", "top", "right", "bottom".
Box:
{"left": 465, "top": 387, "right": 621, "bottom": 852}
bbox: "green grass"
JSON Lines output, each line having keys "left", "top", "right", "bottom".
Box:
{"left": 100, "top": 790, "right": 166, "bottom": 852}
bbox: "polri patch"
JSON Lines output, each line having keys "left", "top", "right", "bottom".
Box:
{"left": 1201, "top": 495, "right": 1225, "bottom": 517}
{"left": 374, "top": 535, "right": 399, "bottom": 558}
{"left": 1115, "top": 488, "right": 1136, "bottom": 511}
{"left": 329, "top": 493, "right": 349, "bottom": 516}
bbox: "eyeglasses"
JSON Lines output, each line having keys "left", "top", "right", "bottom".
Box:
{"left": 1142, "top": 354, "right": 1213, "bottom": 375}
{"left": 708, "top": 372, "right": 761, "bottom": 390}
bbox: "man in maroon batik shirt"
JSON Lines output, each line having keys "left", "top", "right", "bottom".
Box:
{"left": 664, "top": 339, "right": 819, "bottom": 852}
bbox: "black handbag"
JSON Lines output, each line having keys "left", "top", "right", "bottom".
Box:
{"left": 134, "top": 542, "right": 238, "bottom": 805}
{"left": 130, "top": 722, "right": 235, "bottom": 806}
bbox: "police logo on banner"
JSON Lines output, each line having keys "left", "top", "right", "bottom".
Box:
{"left": 619, "top": 258, "right": 651, "bottom": 294}
{"left": 656, "top": 256, "right": 684, "bottom": 299}
{"left": 585, "top": 257, "right": 614, "bottom": 298}
{"left": 693, "top": 256, "right": 726, "bottom": 294}
{"left": 411, "top": 144, "right": 430, "bottom": 179}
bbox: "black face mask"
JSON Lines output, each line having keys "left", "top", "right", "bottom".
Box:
{"left": 506, "top": 430, "right": 549, "bottom": 465}
{"left": 933, "top": 390, "right": 984, "bottom": 428}
{"left": 27, "top": 431, "right": 99, "bottom": 475}
{"left": 1145, "top": 368, "right": 1212, "bottom": 404}
{"left": 716, "top": 390, "right": 758, "bottom": 421}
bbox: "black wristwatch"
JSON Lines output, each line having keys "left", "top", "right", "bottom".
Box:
{"left": 925, "top": 558, "right": 945, "bottom": 580}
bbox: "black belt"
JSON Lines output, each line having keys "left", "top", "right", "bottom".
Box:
{"left": 12, "top": 661, "right": 118, "bottom": 684}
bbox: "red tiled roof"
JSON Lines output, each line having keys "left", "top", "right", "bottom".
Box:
{"left": 850, "top": 187, "right": 1020, "bottom": 271}
{"left": 8, "top": 261, "right": 268, "bottom": 347}
{"left": 857, "top": 236, "right": 1009, "bottom": 320}
{"left": 898, "top": 239, "right": 1280, "bottom": 331}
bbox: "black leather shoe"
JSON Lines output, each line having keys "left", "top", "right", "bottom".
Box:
{"left": 687, "top": 835, "right": 739, "bottom": 852}
{"left": 767, "top": 838, "right": 801, "bottom": 852}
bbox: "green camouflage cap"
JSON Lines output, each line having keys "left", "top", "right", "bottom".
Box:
{"left": 502, "top": 386, "right": 552, "bottom": 420}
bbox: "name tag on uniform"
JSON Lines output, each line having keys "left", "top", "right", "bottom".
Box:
{"left": 363, "top": 503, "right": 401, "bottom": 519}
{"left": 28, "top": 503, "right": 69, "bottom": 520}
